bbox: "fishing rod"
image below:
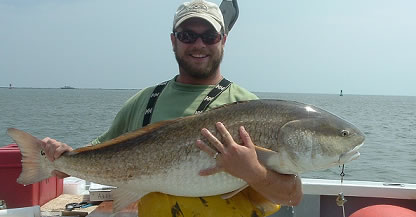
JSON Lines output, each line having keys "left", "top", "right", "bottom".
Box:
{"left": 219, "top": 0, "right": 239, "bottom": 34}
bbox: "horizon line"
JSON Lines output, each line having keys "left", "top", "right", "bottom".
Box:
{"left": 1, "top": 86, "right": 415, "bottom": 97}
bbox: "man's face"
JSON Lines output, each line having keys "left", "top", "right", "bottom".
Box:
{"left": 172, "top": 18, "right": 226, "bottom": 79}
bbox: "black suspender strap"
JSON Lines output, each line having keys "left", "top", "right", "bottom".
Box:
{"left": 142, "top": 81, "right": 169, "bottom": 127}
{"left": 194, "top": 78, "right": 232, "bottom": 114}
{"left": 142, "top": 78, "right": 232, "bottom": 127}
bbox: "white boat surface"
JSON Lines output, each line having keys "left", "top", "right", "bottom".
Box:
{"left": 272, "top": 178, "right": 416, "bottom": 217}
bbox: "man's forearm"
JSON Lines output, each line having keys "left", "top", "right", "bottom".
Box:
{"left": 247, "top": 165, "right": 303, "bottom": 206}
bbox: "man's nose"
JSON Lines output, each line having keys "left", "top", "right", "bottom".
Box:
{"left": 193, "top": 37, "right": 207, "bottom": 47}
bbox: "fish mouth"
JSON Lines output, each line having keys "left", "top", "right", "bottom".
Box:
{"left": 339, "top": 143, "right": 363, "bottom": 164}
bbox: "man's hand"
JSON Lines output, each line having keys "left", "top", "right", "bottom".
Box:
{"left": 196, "top": 122, "right": 263, "bottom": 183}
{"left": 196, "top": 122, "right": 303, "bottom": 206}
{"left": 40, "top": 137, "right": 73, "bottom": 178}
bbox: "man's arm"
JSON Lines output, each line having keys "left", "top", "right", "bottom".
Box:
{"left": 196, "top": 122, "right": 303, "bottom": 206}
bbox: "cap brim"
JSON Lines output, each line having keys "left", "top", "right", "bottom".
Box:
{"left": 174, "top": 13, "right": 222, "bottom": 32}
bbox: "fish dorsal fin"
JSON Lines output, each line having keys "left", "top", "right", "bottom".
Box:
{"left": 72, "top": 119, "right": 178, "bottom": 153}
{"left": 72, "top": 101, "right": 252, "bottom": 154}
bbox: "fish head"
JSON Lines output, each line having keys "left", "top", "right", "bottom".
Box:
{"left": 275, "top": 108, "right": 365, "bottom": 173}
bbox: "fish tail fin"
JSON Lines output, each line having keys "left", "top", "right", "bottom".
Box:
{"left": 7, "top": 128, "right": 54, "bottom": 185}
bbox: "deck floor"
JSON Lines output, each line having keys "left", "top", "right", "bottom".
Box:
{"left": 40, "top": 194, "right": 137, "bottom": 217}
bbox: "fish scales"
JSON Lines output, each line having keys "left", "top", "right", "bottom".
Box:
{"left": 7, "top": 99, "right": 365, "bottom": 212}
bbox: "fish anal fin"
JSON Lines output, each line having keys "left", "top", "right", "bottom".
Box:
{"left": 112, "top": 187, "right": 148, "bottom": 213}
{"left": 221, "top": 184, "right": 249, "bottom": 199}
{"left": 73, "top": 119, "right": 178, "bottom": 153}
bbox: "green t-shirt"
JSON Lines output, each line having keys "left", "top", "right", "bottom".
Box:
{"left": 92, "top": 77, "right": 258, "bottom": 144}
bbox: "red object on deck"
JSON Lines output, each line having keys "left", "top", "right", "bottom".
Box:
{"left": 350, "top": 205, "right": 416, "bottom": 217}
{"left": 0, "top": 144, "right": 63, "bottom": 208}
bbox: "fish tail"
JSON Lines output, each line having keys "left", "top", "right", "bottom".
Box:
{"left": 7, "top": 128, "right": 54, "bottom": 185}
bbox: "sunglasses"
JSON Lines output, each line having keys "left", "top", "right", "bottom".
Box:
{"left": 174, "top": 30, "right": 223, "bottom": 45}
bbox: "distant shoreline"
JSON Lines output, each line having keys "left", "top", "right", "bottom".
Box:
{"left": 1, "top": 87, "right": 415, "bottom": 97}
{"left": 0, "top": 87, "right": 139, "bottom": 91}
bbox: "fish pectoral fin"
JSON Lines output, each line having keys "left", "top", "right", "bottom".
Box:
{"left": 255, "top": 145, "right": 296, "bottom": 175}
{"left": 255, "top": 146, "right": 279, "bottom": 165}
{"left": 112, "top": 187, "right": 149, "bottom": 213}
{"left": 220, "top": 184, "right": 249, "bottom": 199}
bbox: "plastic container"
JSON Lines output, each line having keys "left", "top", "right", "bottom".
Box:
{"left": 0, "top": 205, "right": 41, "bottom": 217}
{"left": 0, "top": 144, "right": 63, "bottom": 208}
{"left": 63, "top": 177, "right": 86, "bottom": 195}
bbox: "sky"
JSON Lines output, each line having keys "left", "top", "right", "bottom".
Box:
{"left": 1, "top": 0, "right": 416, "bottom": 96}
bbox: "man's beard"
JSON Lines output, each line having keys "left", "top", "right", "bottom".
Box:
{"left": 175, "top": 47, "right": 224, "bottom": 79}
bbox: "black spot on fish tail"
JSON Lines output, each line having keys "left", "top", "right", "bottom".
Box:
{"left": 171, "top": 202, "right": 184, "bottom": 217}
{"left": 199, "top": 197, "right": 208, "bottom": 207}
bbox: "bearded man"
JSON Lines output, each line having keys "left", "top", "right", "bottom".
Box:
{"left": 40, "top": 0, "right": 302, "bottom": 216}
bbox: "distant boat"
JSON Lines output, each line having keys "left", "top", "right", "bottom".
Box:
{"left": 61, "top": 86, "right": 75, "bottom": 89}
{"left": 340, "top": 90, "right": 343, "bottom": 96}
{"left": 9, "top": 83, "right": 12, "bottom": 89}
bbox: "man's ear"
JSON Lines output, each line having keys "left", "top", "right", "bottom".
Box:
{"left": 171, "top": 33, "right": 177, "bottom": 52}
{"left": 222, "top": 34, "right": 227, "bottom": 46}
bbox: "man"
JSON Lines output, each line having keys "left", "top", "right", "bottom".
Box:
{"left": 41, "top": 0, "right": 302, "bottom": 216}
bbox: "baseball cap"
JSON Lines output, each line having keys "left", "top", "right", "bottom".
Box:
{"left": 173, "top": 0, "right": 225, "bottom": 33}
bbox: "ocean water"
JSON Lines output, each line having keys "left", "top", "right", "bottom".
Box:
{"left": 1, "top": 88, "right": 415, "bottom": 184}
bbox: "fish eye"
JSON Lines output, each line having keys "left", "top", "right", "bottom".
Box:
{"left": 340, "top": 130, "right": 350, "bottom": 137}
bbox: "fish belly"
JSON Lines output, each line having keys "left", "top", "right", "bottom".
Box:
{"left": 129, "top": 156, "right": 247, "bottom": 197}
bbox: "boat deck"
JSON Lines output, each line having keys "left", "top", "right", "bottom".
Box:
{"left": 37, "top": 178, "right": 416, "bottom": 217}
